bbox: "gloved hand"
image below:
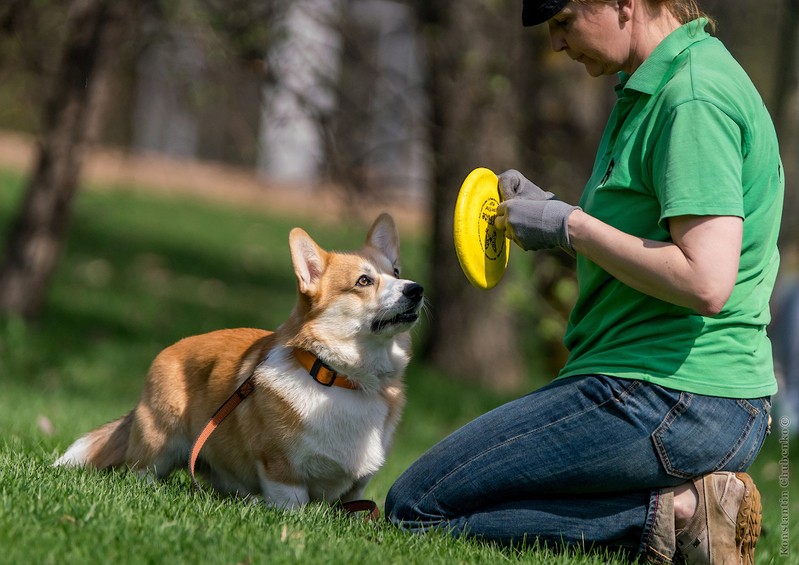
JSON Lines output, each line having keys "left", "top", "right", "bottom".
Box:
{"left": 497, "top": 169, "right": 554, "bottom": 201}
{"left": 495, "top": 198, "right": 580, "bottom": 252}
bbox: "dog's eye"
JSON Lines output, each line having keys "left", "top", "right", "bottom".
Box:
{"left": 356, "top": 275, "right": 373, "bottom": 287}
{"left": 393, "top": 267, "right": 400, "bottom": 278}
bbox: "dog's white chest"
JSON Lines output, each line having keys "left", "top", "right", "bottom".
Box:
{"left": 258, "top": 361, "right": 394, "bottom": 500}
{"left": 296, "top": 391, "right": 389, "bottom": 480}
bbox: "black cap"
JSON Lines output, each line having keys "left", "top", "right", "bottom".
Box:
{"left": 522, "top": 0, "right": 570, "bottom": 26}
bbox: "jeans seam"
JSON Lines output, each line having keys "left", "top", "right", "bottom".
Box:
{"left": 713, "top": 405, "right": 756, "bottom": 472}
{"left": 614, "top": 379, "right": 641, "bottom": 403}
{"left": 736, "top": 409, "right": 767, "bottom": 470}
{"left": 639, "top": 489, "right": 659, "bottom": 556}
{"left": 736, "top": 398, "right": 760, "bottom": 417}
{"left": 639, "top": 486, "right": 678, "bottom": 562}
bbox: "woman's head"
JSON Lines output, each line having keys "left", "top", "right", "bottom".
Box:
{"left": 573, "top": 0, "right": 714, "bottom": 29}
{"left": 522, "top": 0, "right": 713, "bottom": 28}
{"left": 531, "top": 0, "right": 713, "bottom": 76}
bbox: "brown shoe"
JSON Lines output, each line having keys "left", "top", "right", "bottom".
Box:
{"left": 675, "top": 472, "right": 761, "bottom": 565}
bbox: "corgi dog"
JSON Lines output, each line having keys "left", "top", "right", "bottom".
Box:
{"left": 54, "top": 213, "right": 424, "bottom": 510}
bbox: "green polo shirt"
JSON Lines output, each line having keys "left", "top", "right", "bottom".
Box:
{"left": 558, "top": 19, "right": 783, "bottom": 398}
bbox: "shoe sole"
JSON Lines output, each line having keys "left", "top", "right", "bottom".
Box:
{"left": 734, "top": 472, "right": 761, "bottom": 565}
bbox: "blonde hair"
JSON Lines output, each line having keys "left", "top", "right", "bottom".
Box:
{"left": 575, "top": 0, "right": 716, "bottom": 32}
{"left": 651, "top": 0, "right": 715, "bottom": 31}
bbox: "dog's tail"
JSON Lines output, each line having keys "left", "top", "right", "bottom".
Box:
{"left": 54, "top": 411, "right": 134, "bottom": 469}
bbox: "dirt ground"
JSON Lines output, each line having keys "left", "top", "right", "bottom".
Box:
{"left": 0, "top": 130, "right": 429, "bottom": 233}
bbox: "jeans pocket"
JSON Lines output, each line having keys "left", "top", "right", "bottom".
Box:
{"left": 652, "top": 393, "right": 763, "bottom": 480}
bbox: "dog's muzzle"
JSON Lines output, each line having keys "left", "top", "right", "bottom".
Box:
{"left": 371, "top": 283, "right": 424, "bottom": 332}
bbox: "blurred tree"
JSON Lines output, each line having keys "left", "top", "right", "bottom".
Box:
{"left": 411, "top": 0, "right": 528, "bottom": 390}
{"left": 0, "top": 0, "right": 284, "bottom": 320}
{"left": 133, "top": 0, "right": 285, "bottom": 165}
{"left": 257, "top": 0, "right": 341, "bottom": 185}
{"left": 256, "top": 0, "right": 429, "bottom": 209}
{"left": 408, "top": 1, "right": 617, "bottom": 387}
{"left": 324, "top": 0, "right": 428, "bottom": 208}
{"left": 0, "top": 0, "right": 136, "bottom": 319}
{"left": 514, "top": 27, "right": 613, "bottom": 376}
{"left": 774, "top": 0, "right": 799, "bottom": 249}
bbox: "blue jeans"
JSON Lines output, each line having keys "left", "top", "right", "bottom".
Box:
{"left": 385, "top": 375, "right": 771, "bottom": 559}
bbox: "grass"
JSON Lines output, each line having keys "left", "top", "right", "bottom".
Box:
{"left": 0, "top": 168, "right": 797, "bottom": 563}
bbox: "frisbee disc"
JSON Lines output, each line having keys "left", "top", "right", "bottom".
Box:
{"left": 453, "top": 167, "right": 510, "bottom": 289}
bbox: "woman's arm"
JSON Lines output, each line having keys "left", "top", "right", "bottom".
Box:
{"left": 568, "top": 211, "right": 742, "bottom": 316}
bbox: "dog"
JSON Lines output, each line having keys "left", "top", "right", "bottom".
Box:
{"left": 54, "top": 213, "right": 424, "bottom": 510}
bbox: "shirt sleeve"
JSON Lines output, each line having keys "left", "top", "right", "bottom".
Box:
{"left": 652, "top": 99, "right": 745, "bottom": 230}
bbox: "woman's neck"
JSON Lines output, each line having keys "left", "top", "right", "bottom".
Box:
{"left": 625, "top": 6, "right": 682, "bottom": 73}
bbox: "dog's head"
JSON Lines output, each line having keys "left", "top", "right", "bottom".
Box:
{"left": 284, "top": 213, "right": 424, "bottom": 378}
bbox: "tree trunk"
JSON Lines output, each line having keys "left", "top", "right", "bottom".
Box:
{"left": 413, "top": 1, "right": 527, "bottom": 390}
{"left": 0, "top": 0, "right": 132, "bottom": 319}
{"left": 774, "top": 0, "right": 799, "bottom": 248}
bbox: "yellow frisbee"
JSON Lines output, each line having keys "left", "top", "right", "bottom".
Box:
{"left": 453, "top": 167, "right": 510, "bottom": 290}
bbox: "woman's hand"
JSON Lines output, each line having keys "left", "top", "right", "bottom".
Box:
{"left": 497, "top": 169, "right": 554, "bottom": 201}
{"left": 495, "top": 199, "right": 579, "bottom": 252}
{"left": 495, "top": 169, "right": 579, "bottom": 252}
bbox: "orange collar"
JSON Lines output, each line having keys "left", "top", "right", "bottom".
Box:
{"left": 293, "top": 348, "right": 359, "bottom": 390}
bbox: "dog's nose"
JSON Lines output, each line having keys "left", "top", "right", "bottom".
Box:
{"left": 403, "top": 283, "right": 424, "bottom": 300}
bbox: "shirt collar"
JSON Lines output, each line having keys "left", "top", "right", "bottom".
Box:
{"left": 618, "top": 18, "right": 710, "bottom": 96}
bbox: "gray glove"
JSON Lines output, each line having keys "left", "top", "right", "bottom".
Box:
{"left": 495, "top": 198, "right": 579, "bottom": 252}
{"left": 497, "top": 169, "right": 553, "bottom": 201}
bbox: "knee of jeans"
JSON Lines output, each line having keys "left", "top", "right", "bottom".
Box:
{"left": 385, "top": 478, "right": 442, "bottom": 529}
{"left": 385, "top": 481, "right": 412, "bottom": 525}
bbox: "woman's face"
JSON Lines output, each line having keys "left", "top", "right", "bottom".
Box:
{"left": 547, "top": 2, "right": 632, "bottom": 76}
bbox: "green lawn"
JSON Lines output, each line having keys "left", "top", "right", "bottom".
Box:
{"left": 0, "top": 169, "right": 796, "bottom": 563}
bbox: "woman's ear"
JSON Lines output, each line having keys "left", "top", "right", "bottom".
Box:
{"left": 618, "top": 0, "right": 632, "bottom": 23}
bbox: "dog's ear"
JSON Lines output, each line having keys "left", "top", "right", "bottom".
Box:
{"left": 289, "top": 228, "right": 327, "bottom": 296}
{"left": 366, "top": 213, "right": 400, "bottom": 266}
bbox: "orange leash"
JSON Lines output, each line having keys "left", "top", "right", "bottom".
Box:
{"left": 188, "top": 375, "right": 255, "bottom": 490}
{"left": 334, "top": 499, "right": 380, "bottom": 521}
{"left": 188, "top": 348, "right": 379, "bottom": 520}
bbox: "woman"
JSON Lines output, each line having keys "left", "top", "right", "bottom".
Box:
{"left": 385, "top": 1, "right": 782, "bottom": 563}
